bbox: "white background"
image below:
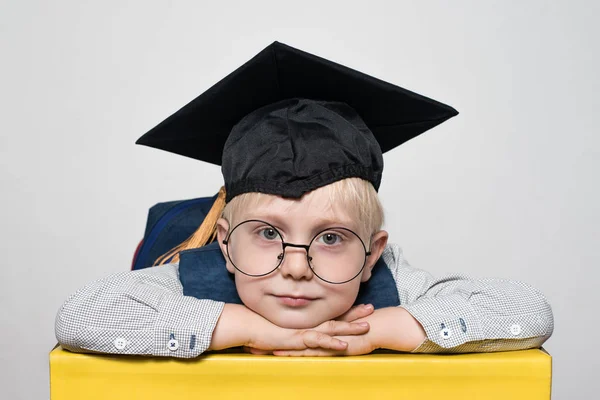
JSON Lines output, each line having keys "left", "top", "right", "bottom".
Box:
{"left": 1, "top": 1, "right": 598, "bottom": 398}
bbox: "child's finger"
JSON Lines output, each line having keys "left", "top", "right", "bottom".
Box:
{"left": 273, "top": 349, "right": 338, "bottom": 357}
{"left": 243, "top": 346, "right": 272, "bottom": 355}
{"left": 301, "top": 330, "right": 348, "bottom": 350}
{"left": 315, "top": 320, "right": 370, "bottom": 336}
{"left": 336, "top": 304, "right": 374, "bottom": 322}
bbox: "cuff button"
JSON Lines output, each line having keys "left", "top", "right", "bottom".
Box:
{"left": 440, "top": 327, "right": 453, "bottom": 340}
{"left": 113, "top": 337, "right": 127, "bottom": 350}
{"left": 168, "top": 339, "right": 180, "bottom": 351}
{"left": 510, "top": 324, "right": 522, "bottom": 336}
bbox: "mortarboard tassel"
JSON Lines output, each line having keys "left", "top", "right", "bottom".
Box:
{"left": 153, "top": 186, "right": 227, "bottom": 266}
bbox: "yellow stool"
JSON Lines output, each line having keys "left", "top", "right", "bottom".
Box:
{"left": 50, "top": 345, "right": 551, "bottom": 399}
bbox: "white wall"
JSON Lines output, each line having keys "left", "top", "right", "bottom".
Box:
{"left": 1, "top": 1, "right": 598, "bottom": 398}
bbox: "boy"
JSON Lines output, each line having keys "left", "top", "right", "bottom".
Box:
{"left": 55, "top": 42, "right": 553, "bottom": 358}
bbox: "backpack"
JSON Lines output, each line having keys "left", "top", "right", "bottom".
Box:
{"left": 131, "top": 193, "right": 218, "bottom": 270}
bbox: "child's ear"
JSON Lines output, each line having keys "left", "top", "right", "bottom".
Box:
{"left": 216, "top": 218, "right": 234, "bottom": 274}
{"left": 360, "top": 230, "right": 389, "bottom": 283}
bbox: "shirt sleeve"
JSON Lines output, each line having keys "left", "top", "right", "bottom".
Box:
{"left": 55, "top": 264, "right": 225, "bottom": 358}
{"left": 382, "top": 244, "right": 554, "bottom": 353}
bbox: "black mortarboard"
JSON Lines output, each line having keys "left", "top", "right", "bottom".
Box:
{"left": 136, "top": 41, "right": 458, "bottom": 202}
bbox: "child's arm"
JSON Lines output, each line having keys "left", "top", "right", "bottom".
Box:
{"left": 55, "top": 265, "right": 369, "bottom": 358}
{"left": 381, "top": 243, "right": 554, "bottom": 353}
{"left": 55, "top": 264, "right": 224, "bottom": 358}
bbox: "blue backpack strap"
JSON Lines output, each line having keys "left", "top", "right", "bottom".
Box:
{"left": 179, "top": 242, "right": 243, "bottom": 303}
{"left": 132, "top": 194, "right": 218, "bottom": 270}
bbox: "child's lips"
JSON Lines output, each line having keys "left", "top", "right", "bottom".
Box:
{"left": 273, "top": 294, "right": 318, "bottom": 307}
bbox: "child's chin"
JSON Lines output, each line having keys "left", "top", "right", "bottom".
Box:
{"left": 266, "top": 312, "right": 331, "bottom": 329}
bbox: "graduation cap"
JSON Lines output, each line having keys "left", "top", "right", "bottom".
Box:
{"left": 136, "top": 41, "right": 458, "bottom": 202}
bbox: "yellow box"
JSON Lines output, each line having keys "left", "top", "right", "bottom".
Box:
{"left": 50, "top": 345, "right": 551, "bottom": 399}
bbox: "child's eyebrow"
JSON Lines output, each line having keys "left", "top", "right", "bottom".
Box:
{"left": 248, "top": 214, "right": 356, "bottom": 230}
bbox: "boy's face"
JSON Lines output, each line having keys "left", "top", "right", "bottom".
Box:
{"left": 216, "top": 188, "right": 388, "bottom": 329}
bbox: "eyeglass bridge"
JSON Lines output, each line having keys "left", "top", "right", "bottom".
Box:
{"left": 277, "top": 242, "right": 314, "bottom": 262}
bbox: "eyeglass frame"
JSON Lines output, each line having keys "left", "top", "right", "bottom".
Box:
{"left": 222, "top": 219, "right": 372, "bottom": 284}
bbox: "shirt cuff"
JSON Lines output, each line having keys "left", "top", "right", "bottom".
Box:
{"left": 400, "top": 293, "right": 484, "bottom": 351}
{"left": 154, "top": 294, "right": 225, "bottom": 358}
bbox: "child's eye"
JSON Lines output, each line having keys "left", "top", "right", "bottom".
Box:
{"left": 317, "top": 232, "right": 343, "bottom": 246}
{"left": 259, "top": 227, "right": 280, "bottom": 241}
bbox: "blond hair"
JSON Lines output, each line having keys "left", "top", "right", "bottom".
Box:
{"left": 154, "top": 178, "right": 384, "bottom": 265}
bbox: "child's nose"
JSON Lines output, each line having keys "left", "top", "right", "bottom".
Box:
{"left": 279, "top": 248, "right": 314, "bottom": 280}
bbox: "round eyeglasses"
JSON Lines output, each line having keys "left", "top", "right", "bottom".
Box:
{"left": 222, "top": 219, "right": 371, "bottom": 284}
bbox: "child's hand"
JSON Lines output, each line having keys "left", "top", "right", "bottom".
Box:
{"left": 269, "top": 331, "right": 375, "bottom": 357}
{"left": 270, "top": 307, "right": 427, "bottom": 356}
{"left": 210, "top": 304, "right": 372, "bottom": 354}
{"left": 242, "top": 304, "right": 375, "bottom": 355}
{"left": 245, "top": 317, "right": 371, "bottom": 354}
{"left": 335, "top": 303, "right": 375, "bottom": 322}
